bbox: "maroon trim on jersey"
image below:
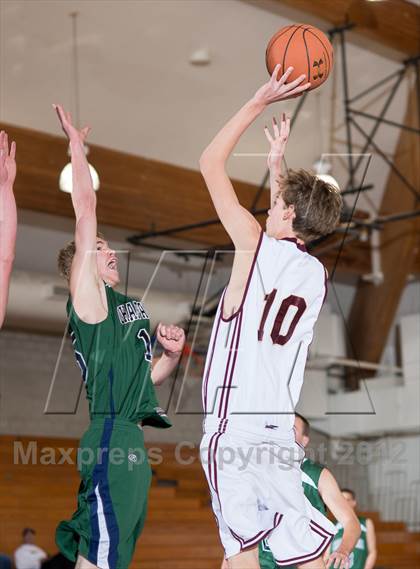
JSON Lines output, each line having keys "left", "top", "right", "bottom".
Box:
{"left": 321, "top": 266, "right": 329, "bottom": 306}
{"left": 221, "top": 310, "right": 243, "bottom": 418}
{"left": 273, "top": 519, "right": 333, "bottom": 565}
{"left": 207, "top": 433, "right": 218, "bottom": 489}
{"left": 280, "top": 237, "right": 307, "bottom": 252}
{"left": 207, "top": 421, "right": 228, "bottom": 491}
{"left": 207, "top": 429, "right": 283, "bottom": 553}
{"left": 203, "top": 313, "right": 222, "bottom": 413}
{"left": 220, "top": 230, "right": 263, "bottom": 322}
{"left": 217, "top": 316, "right": 240, "bottom": 417}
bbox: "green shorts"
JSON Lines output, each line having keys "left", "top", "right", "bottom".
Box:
{"left": 260, "top": 540, "right": 278, "bottom": 569}
{"left": 56, "top": 417, "right": 152, "bottom": 569}
{"left": 259, "top": 540, "right": 297, "bottom": 569}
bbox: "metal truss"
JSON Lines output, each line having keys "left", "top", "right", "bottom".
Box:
{"left": 127, "top": 23, "right": 420, "bottom": 252}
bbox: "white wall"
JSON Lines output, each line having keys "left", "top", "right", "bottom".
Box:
{"left": 0, "top": 329, "right": 204, "bottom": 443}
{"left": 367, "top": 435, "right": 420, "bottom": 530}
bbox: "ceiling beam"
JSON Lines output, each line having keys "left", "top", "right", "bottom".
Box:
{"left": 346, "top": 82, "right": 420, "bottom": 388}
{"left": 2, "top": 122, "right": 418, "bottom": 280}
{"left": 257, "top": 0, "right": 419, "bottom": 57}
{"left": 0, "top": 123, "right": 268, "bottom": 246}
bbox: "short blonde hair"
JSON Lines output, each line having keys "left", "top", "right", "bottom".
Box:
{"left": 57, "top": 232, "right": 105, "bottom": 280}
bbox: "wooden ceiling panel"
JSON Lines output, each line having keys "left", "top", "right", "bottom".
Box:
{"left": 1, "top": 122, "right": 268, "bottom": 246}
{"left": 271, "top": 0, "right": 420, "bottom": 56}
{"left": 2, "top": 122, "right": 419, "bottom": 277}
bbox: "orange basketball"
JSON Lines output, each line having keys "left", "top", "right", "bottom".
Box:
{"left": 266, "top": 24, "right": 333, "bottom": 91}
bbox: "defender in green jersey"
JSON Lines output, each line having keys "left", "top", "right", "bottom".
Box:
{"left": 331, "top": 490, "right": 377, "bottom": 569}
{"left": 255, "top": 415, "right": 361, "bottom": 569}
{"left": 53, "top": 105, "right": 185, "bottom": 569}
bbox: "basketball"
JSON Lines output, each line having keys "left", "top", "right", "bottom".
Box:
{"left": 266, "top": 24, "right": 333, "bottom": 91}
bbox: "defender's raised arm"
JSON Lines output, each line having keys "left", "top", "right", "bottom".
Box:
{"left": 264, "top": 112, "right": 290, "bottom": 209}
{"left": 54, "top": 104, "right": 107, "bottom": 324}
{"left": 0, "top": 131, "right": 17, "bottom": 329}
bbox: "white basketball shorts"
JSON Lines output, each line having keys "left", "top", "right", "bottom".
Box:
{"left": 200, "top": 425, "right": 336, "bottom": 565}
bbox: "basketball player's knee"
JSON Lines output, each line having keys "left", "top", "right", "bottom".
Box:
{"left": 75, "top": 555, "right": 98, "bottom": 569}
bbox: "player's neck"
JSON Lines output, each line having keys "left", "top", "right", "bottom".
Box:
{"left": 271, "top": 229, "right": 305, "bottom": 246}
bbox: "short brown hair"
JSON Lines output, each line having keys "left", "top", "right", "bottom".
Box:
{"left": 57, "top": 232, "right": 105, "bottom": 281}
{"left": 341, "top": 488, "right": 356, "bottom": 499}
{"left": 280, "top": 169, "right": 342, "bottom": 242}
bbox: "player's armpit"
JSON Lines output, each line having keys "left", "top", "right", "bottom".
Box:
{"left": 199, "top": 164, "right": 261, "bottom": 249}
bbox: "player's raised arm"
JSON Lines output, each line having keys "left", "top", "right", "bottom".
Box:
{"left": 319, "top": 469, "right": 361, "bottom": 569}
{"left": 54, "top": 104, "right": 105, "bottom": 323}
{"left": 0, "top": 131, "right": 17, "bottom": 329}
{"left": 199, "top": 65, "right": 309, "bottom": 250}
{"left": 264, "top": 112, "right": 290, "bottom": 209}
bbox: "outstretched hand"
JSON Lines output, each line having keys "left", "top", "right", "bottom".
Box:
{"left": 326, "top": 550, "right": 350, "bottom": 569}
{"left": 0, "top": 131, "right": 16, "bottom": 188}
{"left": 254, "top": 64, "right": 310, "bottom": 107}
{"left": 53, "top": 103, "right": 91, "bottom": 144}
{"left": 156, "top": 323, "right": 186, "bottom": 357}
{"left": 264, "top": 112, "right": 290, "bottom": 171}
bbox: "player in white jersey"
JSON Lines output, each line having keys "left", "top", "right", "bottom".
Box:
{"left": 199, "top": 65, "right": 342, "bottom": 569}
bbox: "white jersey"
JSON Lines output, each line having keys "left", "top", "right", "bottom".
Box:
{"left": 202, "top": 232, "right": 327, "bottom": 436}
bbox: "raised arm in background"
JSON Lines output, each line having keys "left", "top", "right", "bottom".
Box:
{"left": 0, "top": 131, "right": 17, "bottom": 328}
{"left": 264, "top": 112, "right": 290, "bottom": 208}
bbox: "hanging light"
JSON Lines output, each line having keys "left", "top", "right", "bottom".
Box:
{"left": 315, "top": 173, "right": 340, "bottom": 191}
{"left": 312, "top": 158, "right": 340, "bottom": 192}
{"left": 59, "top": 12, "right": 100, "bottom": 193}
{"left": 59, "top": 145, "right": 100, "bottom": 193}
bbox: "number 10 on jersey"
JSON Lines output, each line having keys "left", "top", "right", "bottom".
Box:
{"left": 258, "top": 291, "right": 306, "bottom": 345}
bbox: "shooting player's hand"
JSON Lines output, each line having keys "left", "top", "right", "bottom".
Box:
{"left": 253, "top": 64, "right": 310, "bottom": 107}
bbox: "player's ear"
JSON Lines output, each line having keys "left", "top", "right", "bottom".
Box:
{"left": 283, "top": 204, "right": 295, "bottom": 220}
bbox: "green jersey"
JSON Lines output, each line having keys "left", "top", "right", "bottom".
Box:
{"left": 57, "top": 285, "right": 171, "bottom": 569}
{"left": 68, "top": 284, "right": 171, "bottom": 428}
{"left": 331, "top": 516, "right": 368, "bottom": 569}
{"left": 259, "top": 458, "right": 326, "bottom": 569}
{"left": 299, "top": 458, "right": 327, "bottom": 514}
